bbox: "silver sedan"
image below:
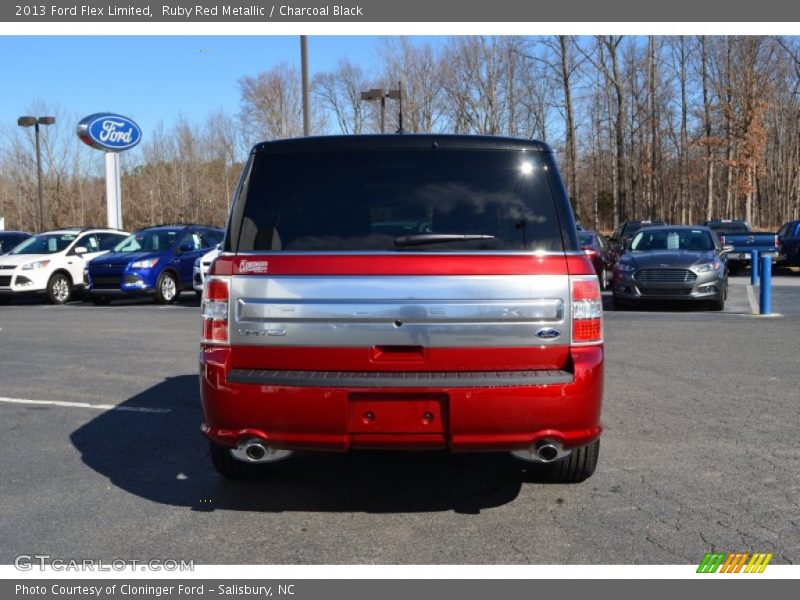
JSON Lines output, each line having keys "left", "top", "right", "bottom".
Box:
{"left": 612, "top": 226, "right": 730, "bottom": 311}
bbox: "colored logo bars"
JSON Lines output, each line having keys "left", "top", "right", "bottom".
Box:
{"left": 697, "top": 552, "right": 773, "bottom": 573}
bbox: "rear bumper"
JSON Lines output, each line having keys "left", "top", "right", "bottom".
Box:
{"left": 199, "top": 345, "right": 604, "bottom": 453}
{"left": 728, "top": 252, "right": 777, "bottom": 262}
{"left": 87, "top": 287, "right": 156, "bottom": 297}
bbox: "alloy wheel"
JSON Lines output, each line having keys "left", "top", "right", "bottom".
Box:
{"left": 53, "top": 277, "right": 70, "bottom": 303}
{"left": 161, "top": 276, "right": 176, "bottom": 301}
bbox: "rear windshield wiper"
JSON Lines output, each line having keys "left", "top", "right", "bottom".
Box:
{"left": 394, "top": 234, "right": 496, "bottom": 247}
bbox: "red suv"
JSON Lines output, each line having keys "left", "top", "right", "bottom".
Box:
{"left": 200, "top": 135, "right": 604, "bottom": 482}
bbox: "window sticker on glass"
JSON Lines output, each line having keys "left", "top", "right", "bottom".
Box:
{"left": 667, "top": 232, "right": 680, "bottom": 249}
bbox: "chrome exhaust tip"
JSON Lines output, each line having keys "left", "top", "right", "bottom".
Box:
{"left": 245, "top": 443, "right": 266, "bottom": 461}
{"left": 511, "top": 439, "right": 572, "bottom": 463}
{"left": 536, "top": 442, "right": 560, "bottom": 462}
{"left": 230, "top": 438, "right": 293, "bottom": 463}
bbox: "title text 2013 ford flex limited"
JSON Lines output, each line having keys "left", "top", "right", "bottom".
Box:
{"left": 200, "top": 135, "right": 604, "bottom": 482}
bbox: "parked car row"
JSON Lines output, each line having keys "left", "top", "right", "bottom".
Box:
{"left": 704, "top": 219, "right": 779, "bottom": 274}
{"left": 0, "top": 224, "right": 223, "bottom": 304}
{"left": 578, "top": 230, "right": 618, "bottom": 290}
{"left": 193, "top": 244, "right": 221, "bottom": 296}
{"left": 611, "top": 225, "right": 730, "bottom": 311}
{"left": 0, "top": 228, "right": 128, "bottom": 304}
{"left": 578, "top": 217, "right": 800, "bottom": 311}
{"left": 2, "top": 216, "right": 799, "bottom": 311}
{"left": 777, "top": 220, "right": 800, "bottom": 266}
{"left": 578, "top": 222, "right": 731, "bottom": 311}
{"left": 0, "top": 230, "right": 32, "bottom": 255}
{"left": 85, "top": 225, "right": 223, "bottom": 305}
{"left": 610, "top": 219, "right": 667, "bottom": 251}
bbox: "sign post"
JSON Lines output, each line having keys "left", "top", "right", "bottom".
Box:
{"left": 76, "top": 113, "right": 141, "bottom": 230}
{"left": 105, "top": 152, "right": 122, "bottom": 229}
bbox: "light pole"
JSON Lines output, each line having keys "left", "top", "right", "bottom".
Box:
{"left": 361, "top": 86, "right": 401, "bottom": 134}
{"left": 18, "top": 115, "right": 55, "bottom": 233}
{"left": 300, "top": 35, "right": 310, "bottom": 136}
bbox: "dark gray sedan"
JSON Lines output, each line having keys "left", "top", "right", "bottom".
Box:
{"left": 612, "top": 225, "right": 731, "bottom": 310}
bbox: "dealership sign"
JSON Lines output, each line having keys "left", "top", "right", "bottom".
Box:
{"left": 76, "top": 112, "right": 142, "bottom": 230}
{"left": 76, "top": 113, "right": 141, "bottom": 152}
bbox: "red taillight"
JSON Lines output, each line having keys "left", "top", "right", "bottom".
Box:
{"left": 571, "top": 277, "right": 603, "bottom": 344}
{"left": 574, "top": 319, "right": 603, "bottom": 341}
{"left": 202, "top": 278, "right": 229, "bottom": 344}
{"left": 572, "top": 278, "right": 600, "bottom": 301}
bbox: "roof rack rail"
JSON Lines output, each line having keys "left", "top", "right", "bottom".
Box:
{"left": 133, "top": 223, "right": 221, "bottom": 231}
{"left": 53, "top": 226, "right": 127, "bottom": 233}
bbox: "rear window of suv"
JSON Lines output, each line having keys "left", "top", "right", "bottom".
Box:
{"left": 236, "top": 149, "right": 565, "bottom": 252}
{"left": 706, "top": 221, "right": 750, "bottom": 236}
{"left": 621, "top": 220, "right": 666, "bottom": 237}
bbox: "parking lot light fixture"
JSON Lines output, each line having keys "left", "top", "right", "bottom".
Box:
{"left": 17, "top": 115, "right": 56, "bottom": 233}
{"left": 360, "top": 87, "right": 401, "bottom": 134}
{"left": 360, "top": 88, "right": 387, "bottom": 133}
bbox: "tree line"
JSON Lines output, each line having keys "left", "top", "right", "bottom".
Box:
{"left": 2, "top": 35, "right": 799, "bottom": 234}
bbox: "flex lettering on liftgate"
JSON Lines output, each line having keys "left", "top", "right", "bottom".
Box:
{"left": 696, "top": 552, "right": 773, "bottom": 573}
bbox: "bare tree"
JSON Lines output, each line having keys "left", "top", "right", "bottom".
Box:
{"left": 379, "top": 38, "right": 448, "bottom": 133}
{"left": 698, "top": 36, "right": 717, "bottom": 221}
{"left": 239, "top": 63, "right": 304, "bottom": 142}
{"left": 313, "top": 59, "right": 371, "bottom": 134}
{"left": 581, "top": 36, "right": 628, "bottom": 223}
{"left": 3, "top": 36, "right": 800, "bottom": 235}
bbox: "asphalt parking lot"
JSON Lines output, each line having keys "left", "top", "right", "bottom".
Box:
{"left": 0, "top": 273, "right": 798, "bottom": 565}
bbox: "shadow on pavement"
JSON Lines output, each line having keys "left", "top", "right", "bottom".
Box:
{"left": 0, "top": 292, "right": 201, "bottom": 308}
{"left": 601, "top": 293, "right": 725, "bottom": 313}
{"left": 70, "top": 375, "right": 528, "bottom": 514}
{"left": 65, "top": 292, "right": 201, "bottom": 309}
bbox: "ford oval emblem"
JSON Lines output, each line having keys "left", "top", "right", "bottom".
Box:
{"left": 77, "top": 113, "right": 142, "bottom": 152}
{"left": 535, "top": 327, "right": 561, "bottom": 340}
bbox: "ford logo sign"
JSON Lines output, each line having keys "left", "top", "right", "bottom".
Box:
{"left": 77, "top": 113, "right": 141, "bottom": 152}
{"left": 534, "top": 327, "right": 561, "bottom": 340}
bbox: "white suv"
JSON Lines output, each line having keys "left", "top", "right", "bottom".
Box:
{"left": 192, "top": 245, "right": 220, "bottom": 297}
{"left": 0, "top": 228, "right": 129, "bottom": 304}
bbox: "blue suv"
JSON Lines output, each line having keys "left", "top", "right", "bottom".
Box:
{"left": 85, "top": 224, "right": 224, "bottom": 304}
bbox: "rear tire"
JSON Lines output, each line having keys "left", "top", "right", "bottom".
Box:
{"left": 541, "top": 440, "right": 600, "bottom": 483}
{"left": 209, "top": 442, "right": 254, "bottom": 479}
{"left": 47, "top": 272, "right": 72, "bottom": 305}
{"left": 195, "top": 290, "right": 203, "bottom": 301}
{"left": 154, "top": 271, "right": 178, "bottom": 304}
